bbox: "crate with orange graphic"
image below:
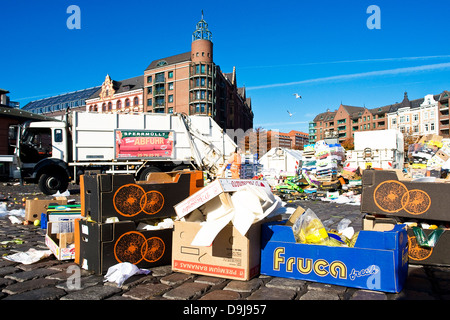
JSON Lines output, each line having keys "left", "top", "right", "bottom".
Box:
{"left": 80, "top": 170, "right": 204, "bottom": 223}
{"left": 361, "top": 170, "right": 450, "bottom": 222}
{"left": 363, "top": 214, "right": 450, "bottom": 266}
{"left": 74, "top": 219, "right": 172, "bottom": 274}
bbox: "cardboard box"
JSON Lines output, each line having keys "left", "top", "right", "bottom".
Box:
{"left": 363, "top": 214, "right": 450, "bottom": 266}
{"left": 81, "top": 170, "right": 204, "bottom": 222}
{"left": 174, "top": 178, "right": 272, "bottom": 219}
{"left": 171, "top": 178, "right": 280, "bottom": 280}
{"left": 75, "top": 219, "right": 172, "bottom": 274}
{"left": 172, "top": 220, "right": 262, "bottom": 281}
{"left": 260, "top": 220, "right": 408, "bottom": 293}
{"left": 361, "top": 169, "right": 450, "bottom": 222}
{"left": 25, "top": 199, "right": 67, "bottom": 222}
{"left": 45, "top": 221, "right": 76, "bottom": 260}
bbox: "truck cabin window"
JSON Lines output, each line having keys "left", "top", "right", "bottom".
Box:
{"left": 20, "top": 128, "right": 52, "bottom": 162}
{"left": 54, "top": 129, "right": 63, "bottom": 143}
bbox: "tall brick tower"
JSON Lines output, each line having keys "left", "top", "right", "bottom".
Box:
{"left": 191, "top": 11, "right": 213, "bottom": 63}
{"left": 189, "top": 12, "right": 215, "bottom": 116}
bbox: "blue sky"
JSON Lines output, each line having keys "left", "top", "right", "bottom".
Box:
{"left": 1, "top": 0, "right": 450, "bottom": 134}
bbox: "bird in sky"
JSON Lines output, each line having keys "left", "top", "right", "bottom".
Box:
{"left": 293, "top": 93, "right": 302, "bottom": 99}
{"left": 287, "top": 110, "right": 295, "bottom": 117}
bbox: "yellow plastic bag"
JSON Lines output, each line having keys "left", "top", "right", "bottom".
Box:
{"left": 292, "top": 208, "right": 329, "bottom": 245}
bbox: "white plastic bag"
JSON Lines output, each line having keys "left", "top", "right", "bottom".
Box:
{"left": 104, "top": 262, "right": 150, "bottom": 287}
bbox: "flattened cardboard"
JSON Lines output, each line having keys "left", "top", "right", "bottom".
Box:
{"left": 174, "top": 178, "right": 271, "bottom": 219}
{"left": 363, "top": 214, "right": 450, "bottom": 266}
{"left": 81, "top": 170, "right": 203, "bottom": 222}
{"left": 75, "top": 219, "right": 172, "bottom": 274}
{"left": 361, "top": 169, "right": 450, "bottom": 222}
{"left": 171, "top": 220, "right": 263, "bottom": 281}
{"left": 261, "top": 220, "right": 408, "bottom": 293}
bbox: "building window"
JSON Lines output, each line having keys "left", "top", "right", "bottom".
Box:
{"left": 168, "top": 107, "right": 173, "bottom": 114}
{"left": 168, "top": 95, "right": 173, "bottom": 103}
{"left": 125, "top": 98, "right": 130, "bottom": 108}
{"left": 134, "top": 97, "right": 139, "bottom": 106}
{"left": 108, "top": 102, "right": 112, "bottom": 111}
{"left": 392, "top": 118, "right": 396, "bottom": 125}
{"left": 147, "top": 76, "right": 152, "bottom": 83}
{"left": 168, "top": 82, "right": 174, "bottom": 90}
{"left": 431, "top": 123, "right": 435, "bottom": 131}
{"left": 168, "top": 71, "right": 173, "bottom": 79}
{"left": 147, "top": 87, "right": 152, "bottom": 94}
{"left": 147, "top": 98, "right": 152, "bottom": 106}
{"left": 155, "top": 72, "right": 165, "bottom": 83}
{"left": 117, "top": 100, "right": 122, "bottom": 110}
{"left": 413, "top": 114, "right": 418, "bottom": 121}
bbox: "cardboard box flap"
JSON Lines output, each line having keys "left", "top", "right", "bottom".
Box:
{"left": 174, "top": 179, "right": 272, "bottom": 219}
{"left": 261, "top": 221, "right": 297, "bottom": 243}
{"left": 354, "top": 224, "right": 407, "bottom": 250}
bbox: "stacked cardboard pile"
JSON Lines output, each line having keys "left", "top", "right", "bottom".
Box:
{"left": 407, "top": 134, "right": 450, "bottom": 178}
{"left": 73, "top": 170, "right": 204, "bottom": 274}
{"left": 301, "top": 141, "right": 345, "bottom": 182}
{"left": 239, "top": 153, "right": 263, "bottom": 179}
{"left": 301, "top": 144, "right": 317, "bottom": 176}
{"left": 361, "top": 169, "right": 450, "bottom": 266}
{"left": 24, "top": 198, "right": 83, "bottom": 261}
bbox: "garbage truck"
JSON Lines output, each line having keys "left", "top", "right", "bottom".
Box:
{"left": 6, "top": 111, "right": 237, "bottom": 194}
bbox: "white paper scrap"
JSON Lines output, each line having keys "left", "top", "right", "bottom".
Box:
{"left": 3, "top": 248, "right": 52, "bottom": 265}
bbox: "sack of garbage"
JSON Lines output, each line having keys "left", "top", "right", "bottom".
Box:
{"left": 291, "top": 208, "right": 359, "bottom": 247}
{"left": 292, "top": 208, "right": 330, "bottom": 245}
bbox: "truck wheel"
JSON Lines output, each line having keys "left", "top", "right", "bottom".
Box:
{"left": 138, "top": 166, "right": 161, "bottom": 181}
{"left": 38, "top": 172, "right": 69, "bottom": 195}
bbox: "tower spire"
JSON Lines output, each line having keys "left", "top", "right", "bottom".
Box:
{"left": 192, "top": 11, "right": 212, "bottom": 42}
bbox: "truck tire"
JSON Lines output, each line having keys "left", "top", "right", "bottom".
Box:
{"left": 138, "top": 166, "right": 161, "bottom": 181}
{"left": 38, "top": 172, "right": 69, "bottom": 195}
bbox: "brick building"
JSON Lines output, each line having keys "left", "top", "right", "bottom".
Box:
{"left": 21, "top": 13, "right": 253, "bottom": 133}
{"left": 85, "top": 75, "right": 144, "bottom": 114}
{"left": 309, "top": 90, "right": 450, "bottom": 143}
{"left": 311, "top": 104, "right": 389, "bottom": 143}
{"left": 143, "top": 14, "right": 253, "bottom": 132}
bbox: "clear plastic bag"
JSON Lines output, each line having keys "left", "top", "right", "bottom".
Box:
{"left": 292, "top": 208, "right": 329, "bottom": 245}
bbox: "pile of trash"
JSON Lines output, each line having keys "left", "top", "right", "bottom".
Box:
{"left": 407, "top": 134, "right": 450, "bottom": 179}
{"left": 272, "top": 140, "right": 361, "bottom": 205}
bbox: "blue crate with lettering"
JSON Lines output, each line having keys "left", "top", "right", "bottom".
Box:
{"left": 260, "top": 221, "right": 408, "bottom": 293}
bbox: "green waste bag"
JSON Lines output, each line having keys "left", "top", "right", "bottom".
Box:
{"left": 412, "top": 227, "right": 445, "bottom": 248}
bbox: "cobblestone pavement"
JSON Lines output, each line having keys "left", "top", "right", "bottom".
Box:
{"left": 0, "top": 183, "right": 450, "bottom": 303}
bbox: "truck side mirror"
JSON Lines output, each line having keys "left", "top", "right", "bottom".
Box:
{"left": 8, "top": 125, "right": 18, "bottom": 147}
